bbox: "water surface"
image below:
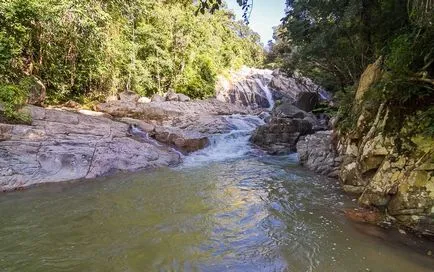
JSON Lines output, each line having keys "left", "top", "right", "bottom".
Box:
{"left": 1, "top": 115, "right": 433, "bottom": 271}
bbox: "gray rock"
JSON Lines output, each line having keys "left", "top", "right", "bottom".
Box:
{"left": 296, "top": 131, "right": 342, "bottom": 178}
{"left": 273, "top": 103, "right": 307, "bottom": 119}
{"left": 0, "top": 106, "right": 180, "bottom": 191}
{"left": 138, "top": 97, "right": 151, "bottom": 103}
{"left": 26, "top": 76, "right": 46, "bottom": 106}
{"left": 165, "top": 91, "right": 179, "bottom": 102}
{"left": 294, "top": 91, "right": 320, "bottom": 112}
{"left": 105, "top": 95, "right": 119, "bottom": 103}
{"left": 119, "top": 91, "right": 139, "bottom": 102}
{"left": 216, "top": 68, "right": 273, "bottom": 109}
{"left": 177, "top": 93, "right": 191, "bottom": 102}
{"left": 251, "top": 117, "right": 313, "bottom": 154}
{"left": 151, "top": 94, "right": 165, "bottom": 102}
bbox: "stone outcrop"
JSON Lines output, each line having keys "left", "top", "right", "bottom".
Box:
{"left": 355, "top": 57, "right": 383, "bottom": 103}
{"left": 296, "top": 131, "right": 342, "bottom": 178}
{"left": 0, "top": 106, "right": 180, "bottom": 191}
{"left": 250, "top": 104, "right": 322, "bottom": 154}
{"left": 96, "top": 98, "right": 254, "bottom": 153}
{"left": 0, "top": 91, "right": 261, "bottom": 191}
{"left": 216, "top": 67, "right": 327, "bottom": 110}
{"left": 216, "top": 67, "right": 273, "bottom": 109}
{"left": 338, "top": 132, "right": 434, "bottom": 235}
{"left": 336, "top": 60, "right": 434, "bottom": 235}
{"left": 96, "top": 99, "right": 250, "bottom": 122}
{"left": 251, "top": 117, "right": 313, "bottom": 154}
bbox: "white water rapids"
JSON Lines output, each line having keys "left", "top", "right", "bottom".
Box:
{"left": 183, "top": 115, "right": 265, "bottom": 166}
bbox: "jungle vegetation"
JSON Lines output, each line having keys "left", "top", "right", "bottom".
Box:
{"left": 0, "top": 0, "right": 264, "bottom": 120}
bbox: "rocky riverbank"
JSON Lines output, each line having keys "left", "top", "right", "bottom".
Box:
{"left": 0, "top": 96, "right": 258, "bottom": 191}
{"left": 1, "top": 67, "right": 316, "bottom": 191}
{"left": 248, "top": 61, "right": 434, "bottom": 236}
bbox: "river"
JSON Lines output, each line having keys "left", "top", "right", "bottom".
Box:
{"left": 0, "top": 116, "right": 433, "bottom": 272}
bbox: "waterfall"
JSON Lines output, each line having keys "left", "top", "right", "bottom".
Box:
{"left": 182, "top": 115, "right": 264, "bottom": 166}
{"left": 255, "top": 78, "right": 275, "bottom": 110}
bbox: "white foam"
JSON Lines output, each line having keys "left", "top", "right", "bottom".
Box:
{"left": 255, "top": 78, "right": 275, "bottom": 110}
{"left": 182, "top": 115, "right": 264, "bottom": 167}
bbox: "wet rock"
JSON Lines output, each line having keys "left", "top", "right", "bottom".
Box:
{"left": 296, "top": 131, "right": 341, "bottom": 178}
{"left": 273, "top": 103, "right": 307, "bottom": 119}
{"left": 154, "top": 126, "right": 209, "bottom": 153}
{"left": 251, "top": 117, "right": 313, "bottom": 154}
{"left": 216, "top": 67, "right": 273, "bottom": 109}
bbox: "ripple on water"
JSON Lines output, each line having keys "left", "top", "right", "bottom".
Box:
{"left": 0, "top": 156, "right": 434, "bottom": 271}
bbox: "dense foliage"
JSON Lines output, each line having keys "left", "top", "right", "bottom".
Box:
{"left": 266, "top": 0, "right": 434, "bottom": 136}
{"left": 0, "top": 0, "right": 263, "bottom": 120}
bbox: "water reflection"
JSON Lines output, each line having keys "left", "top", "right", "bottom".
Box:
{"left": 0, "top": 157, "right": 433, "bottom": 271}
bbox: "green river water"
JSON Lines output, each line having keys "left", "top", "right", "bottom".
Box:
{"left": 0, "top": 154, "right": 433, "bottom": 272}
{"left": 1, "top": 115, "right": 434, "bottom": 271}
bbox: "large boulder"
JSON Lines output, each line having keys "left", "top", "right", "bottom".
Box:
{"left": 154, "top": 127, "right": 209, "bottom": 153}
{"left": 296, "top": 131, "right": 342, "bottom": 178}
{"left": 177, "top": 93, "right": 191, "bottom": 102}
{"left": 251, "top": 117, "right": 314, "bottom": 154}
{"left": 294, "top": 91, "right": 320, "bottom": 112}
{"left": 165, "top": 91, "right": 179, "bottom": 102}
{"left": 138, "top": 97, "right": 151, "bottom": 104}
{"left": 165, "top": 91, "right": 191, "bottom": 102}
{"left": 273, "top": 103, "right": 307, "bottom": 119}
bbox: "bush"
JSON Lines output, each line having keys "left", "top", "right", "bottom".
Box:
{"left": 0, "top": 82, "right": 31, "bottom": 124}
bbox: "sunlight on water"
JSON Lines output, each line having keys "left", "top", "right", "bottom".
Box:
{"left": 0, "top": 115, "right": 433, "bottom": 272}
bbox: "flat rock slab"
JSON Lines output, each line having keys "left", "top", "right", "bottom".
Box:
{"left": 0, "top": 106, "right": 180, "bottom": 191}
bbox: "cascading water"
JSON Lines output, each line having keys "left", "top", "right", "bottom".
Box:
{"left": 255, "top": 78, "right": 275, "bottom": 110}
{"left": 129, "top": 124, "right": 184, "bottom": 158}
{"left": 182, "top": 115, "right": 264, "bottom": 166}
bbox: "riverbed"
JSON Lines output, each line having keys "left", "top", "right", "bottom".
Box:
{"left": 0, "top": 116, "right": 433, "bottom": 271}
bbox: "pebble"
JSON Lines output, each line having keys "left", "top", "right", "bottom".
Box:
{"left": 427, "top": 250, "right": 432, "bottom": 256}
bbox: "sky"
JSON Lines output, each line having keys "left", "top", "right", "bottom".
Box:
{"left": 225, "top": 0, "right": 286, "bottom": 45}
